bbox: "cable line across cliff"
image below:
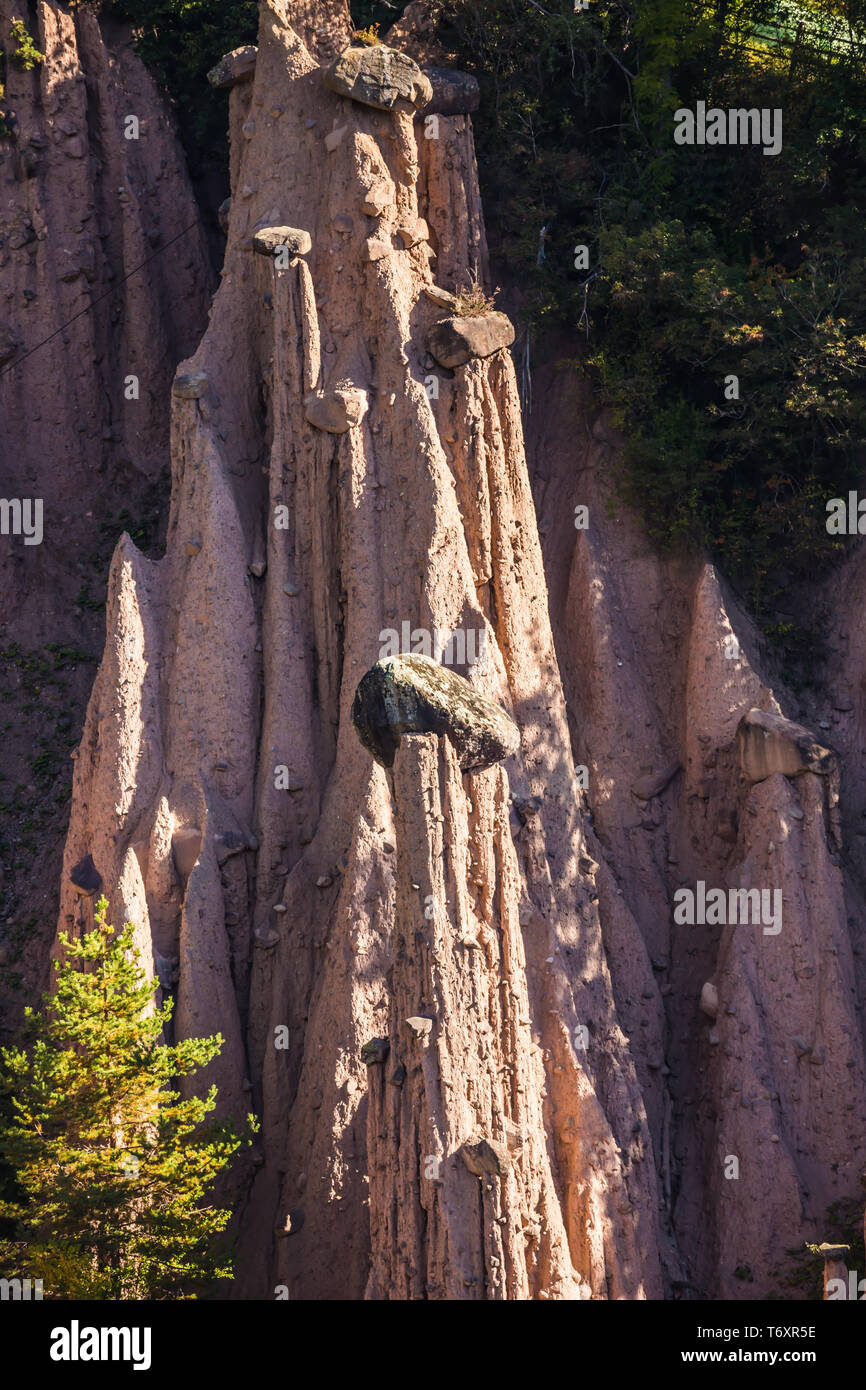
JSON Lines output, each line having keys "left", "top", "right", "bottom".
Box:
{"left": 0, "top": 220, "right": 202, "bottom": 381}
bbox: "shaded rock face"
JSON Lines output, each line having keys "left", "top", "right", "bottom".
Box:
{"left": 351, "top": 653, "right": 519, "bottom": 771}
{"left": 46, "top": 0, "right": 866, "bottom": 1306}
{"left": 56, "top": 0, "right": 664, "bottom": 1301}
{"left": 737, "top": 708, "right": 837, "bottom": 783}
{"left": 527, "top": 362, "right": 866, "bottom": 1301}
{"left": 632, "top": 761, "right": 680, "bottom": 802}
{"left": 0, "top": 0, "right": 211, "bottom": 1031}
{"left": 69, "top": 853, "right": 102, "bottom": 897}
{"left": 428, "top": 311, "right": 515, "bottom": 368}
{"left": 323, "top": 43, "right": 433, "bottom": 111}
{"left": 422, "top": 67, "right": 480, "bottom": 116}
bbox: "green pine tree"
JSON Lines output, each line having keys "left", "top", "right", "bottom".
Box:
{"left": 0, "top": 896, "right": 256, "bottom": 1299}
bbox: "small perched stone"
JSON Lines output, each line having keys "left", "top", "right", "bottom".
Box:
{"left": 389, "top": 1064, "right": 406, "bottom": 1087}
{"left": 737, "top": 708, "right": 837, "bottom": 784}
{"left": 279, "top": 1207, "right": 305, "bottom": 1237}
{"left": 503, "top": 1118, "right": 525, "bottom": 1154}
{"left": 361, "top": 183, "right": 392, "bottom": 216}
{"left": 254, "top": 927, "right": 280, "bottom": 948}
{"left": 422, "top": 284, "right": 458, "bottom": 309}
{"left": 252, "top": 225, "right": 312, "bottom": 257}
{"left": 459, "top": 1136, "right": 511, "bottom": 1177}
{"left": 207, "top": 46, "right": 257, "bottom": 89}
{"left": 69, "top": 854, "right": 102, "bottom": 896}
{"left": 405, "top": 1015, "right": 433, "bottom": 1039}
{"left": 421, "top": 67, "right": 480, "bottom": 116}
{"left": 172, "top": 370, "right": 208, "bottom": 400}
{"left": 351, "top": 652, "right": 519, "bottom": 772}
{"left": 427, "top": 312, "right": 515, "bottom": 368}
{"left": 214, "top": 828, "right": 258, "bottom": 865}
{"left": 361, "top": 1036, "right": 390, "bottom": 1065}
{"left": 632, "top": 761, "right": 681, "bottom": 801}
{"left": 396, "top": 219, "right": 428, "bottom": 248}
{"left": 304, "top": 388, "right": 368, "bottom": 433}
{"left": 323, "top": 45, "right": 432, "bottom": 111}
{"left": 699, "top": 981, "right": 719, "bottom": 1018}
{"left": 512, "top": 795, "right": 541, "bottom": 824}
{"left": 172, "top": 827, "right": 202, "bottom": 879}
{"left": 365, "top": 237, "right": 393, "bottom": 262}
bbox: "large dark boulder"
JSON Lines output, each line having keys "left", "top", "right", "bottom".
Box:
{"left": 323, "top": 45, "right": 433, "bottom": 111}
{"left": 351, "top": 653, "right": 519, "bottom": 772}
{"left": 427, "top": 312, "right": 515, "bottom": 369}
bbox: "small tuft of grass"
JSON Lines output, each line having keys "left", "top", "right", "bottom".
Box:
{"left": 353, "top": 23, "right": 382, "bottom": 46}
{"left": 454, "top": 273, "right": 499, "bottom": 318}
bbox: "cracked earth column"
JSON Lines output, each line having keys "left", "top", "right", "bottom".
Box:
{"left": 365, "top": 731, "right": 584, "bottom": 1300}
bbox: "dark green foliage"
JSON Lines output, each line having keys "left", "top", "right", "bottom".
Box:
{"left": 109, "top": 0, "right": 258, "bottom": 181}
{"left": 350, "top": 1, "right": 408, "bottom": 33}
{"left": 83, "top": 0, "right": 866, "bottom": 630}
{"left": 441, "top": 0, "right": 866, "bottom": 619}
{"left": 0, "top": 643, "right": 97, "bottom": 918}
{"left": 0, "top": 898, "right": 256, "bottom": 1298}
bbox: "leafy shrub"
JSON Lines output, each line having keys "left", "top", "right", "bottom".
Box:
{"left": 353, "top": 22, "right": 383, "bottom": 45}
{"left": 8, "top": 19, "right": 44, "bottom": 71}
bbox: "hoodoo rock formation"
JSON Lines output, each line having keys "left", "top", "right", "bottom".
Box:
{"left": 8, "top": 0, "right": 863, "bottom": 1302}
{"left": 0, "top": 0, "right": 211, "bottom": 1028}
{"left": 526, "top": 362, "right": 866, "bottom": 1299}
{"left": 52, "top": 0, "right": 664, "bottom": 1300}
